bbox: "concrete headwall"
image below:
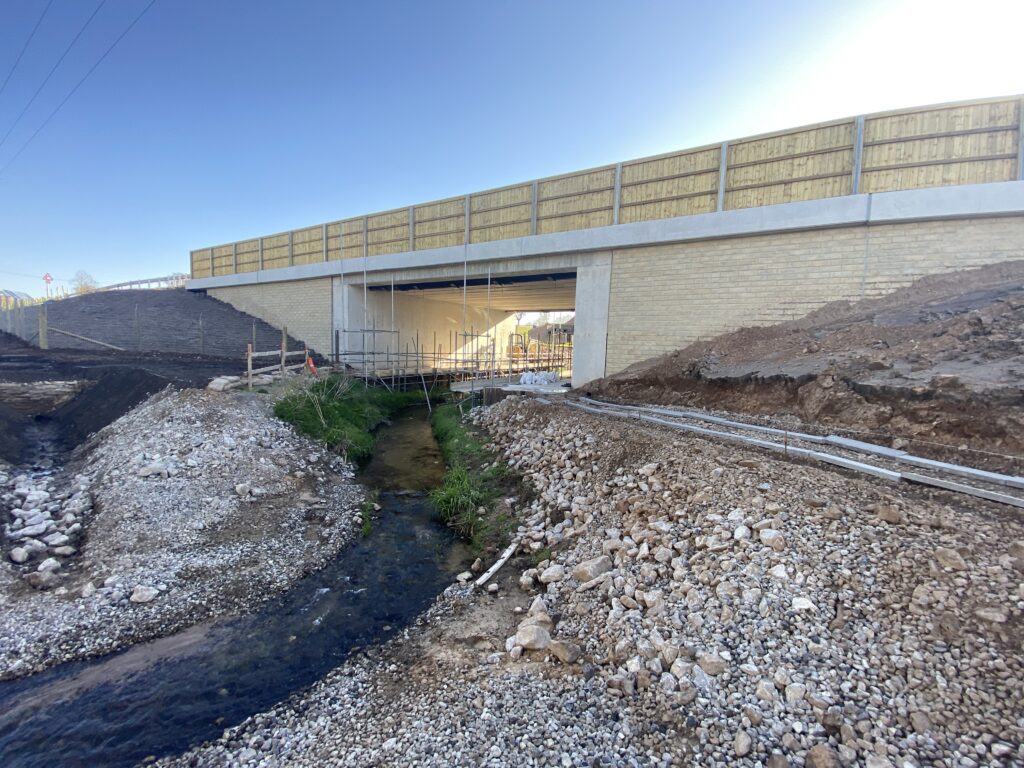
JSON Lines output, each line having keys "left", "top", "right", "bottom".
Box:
{"left": 604, "top": 215, "right": 1024, "bottom": 373}
{"left": 209, "top": 278, "right": 333, "bottom": 355}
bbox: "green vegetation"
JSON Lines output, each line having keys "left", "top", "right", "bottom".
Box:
{"left": 273, "top": 376, "right": 424, "bottom": 463}
{"left": 532, "top": 547, "right": 552, "bottom": 567}
{"left": 359, "top": 490, "right": 379, "bottom": 537}
{"left": 430, "top": 403, "right": 516, "bottom": 554}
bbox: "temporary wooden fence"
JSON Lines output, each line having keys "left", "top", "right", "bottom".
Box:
{"left": 191, "top": 94, "right": 1024, "bottom": 279}
{"left": 246, "top": 327, "right": 309, "bottom": 388}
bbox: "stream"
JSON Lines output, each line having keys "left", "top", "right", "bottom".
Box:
{"left": 0, "top": 406, "right": 471, "bottom": 768}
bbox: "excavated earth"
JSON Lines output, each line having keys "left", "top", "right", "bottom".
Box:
{"left": 0, "top": 330, "right": 248, "bottom": 464}
{"left": 161, "top": 396, "right": 1023, "bottom": 768}
{"left": 588, "top": 260, "right": 1024, "bottom": 474}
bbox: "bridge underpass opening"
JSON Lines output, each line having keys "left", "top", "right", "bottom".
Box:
{"left": 339, "top": 271, "right": 578, "bottom": 388}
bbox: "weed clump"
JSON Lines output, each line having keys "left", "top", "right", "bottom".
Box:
{"left": 273, "top": 376, "right": 423, "bottom": 463}
{"left": 430, "top": 404, "right": 516, "bottom": 553}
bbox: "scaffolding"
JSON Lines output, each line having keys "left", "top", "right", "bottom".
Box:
{"left": 334, "top": 265, "right": 573, "bottom": 392}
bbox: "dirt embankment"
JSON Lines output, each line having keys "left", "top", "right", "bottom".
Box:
{"left": 1, "top": 289, "right": 306, "bottom": 358}
{"left": 0, "top": 330, "right": 249, "bottom": 464}
{"left": 588, "top": 260, "right": 1024, "bottom": 472}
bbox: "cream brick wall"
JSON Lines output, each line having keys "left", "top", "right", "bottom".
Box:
{"left": 605, "top": 216, "right": 1024, "bottom": 374}
{"left": 209, "top": 278, "right": 332, "bottom": 355}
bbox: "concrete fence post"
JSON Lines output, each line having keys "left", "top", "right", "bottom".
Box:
{"left": 247, "top": 343, "right": 253, "bottom": 389}
{"left": 38, "top": 303, "right": 48, "bottom": 349}
{"left": 288, "top": 231, "right": 294, "bottom": 266}
{"left": 716, "top": 142, "right": 729, "bottom": 212}
{"left": 463, "top": 195, "right": 471, "bottom": 245}
{"left": 613, "top": 162, "right": 622, "bottom": 225}
{"left": 281, "top": 326, "right": 288, "bottom": 373}
{"left": 852, "top": 115, "right": 866, "bottom": 194}
{"left": 1017, "top": 97, "right": 1024, "bottom": 180}
{"left": 258, "top": 238, "right": 264, "bottom": 271}
{"left": 530, "top": 180, "right": 538, "bottom": 235}
{"left": 232, "top": 242, "right": 238, "bottom": 274}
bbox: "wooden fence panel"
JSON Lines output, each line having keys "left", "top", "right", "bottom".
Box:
{"left": 326, "top": 222, "right": 342, "bottom": 261}
{"left": 619, "top": 147, "right": 720, "bottom": 223}
{"left": 414, "top": 197, "right": 465, "bottom": 250}
{"left": 860, "top": 100, "right": 1020, "bottom": 193}
{"left": 469, "top": 183, "right": 533, "bottom": 243}
{"left": 211, "top": 245, "right": 234, "bottom": 276}
{"left": 340, "top": 217, "right": 365, "bottom": 259}
{"left": 536, "top": 168, "right": 615, "bottom": 234}
{"left": 723, "top": 121, "right": 855, "bottom": 209}
{"left": 191, "top": 249, "right": 212, "bottom": 278}
{"left": 189, "top": 95, "right": 1023, "bottom": 278}
{"left": 365, "top": 209, "right": 410, "bottom": 257}
{"left": 291, "top": 225, "right": 324, "bottom": 265}
{"left": 235, "top": 239, "right": 260, "bottom": 272}
{"left": 261, "top": 233, "right": 290, "bottom": 270}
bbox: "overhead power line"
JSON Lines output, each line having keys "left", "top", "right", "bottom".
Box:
{"left": 0, "top": 0, "right": 56, "bottom": 101}
{"left": 0, "top": 0, "right": 158, "bottom": 180}
{"left": 0, "top": 0, "right": 108, "bottom": 154}
{"left": 0, "top": 268, "right": 70, "bottom": 282}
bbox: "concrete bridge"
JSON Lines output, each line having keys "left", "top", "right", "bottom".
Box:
{"left": 187, "top": 95, "right": 1024, "bottom": 386}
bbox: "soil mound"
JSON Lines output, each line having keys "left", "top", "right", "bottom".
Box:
{"left": 0, "top": 331, "right": 31, "bottom": 353}
{"left": 49, "top": 369, "right": 170, "bottom": 454}
{"left": 588, "top": 260, "right": 1024, "bottom": 470}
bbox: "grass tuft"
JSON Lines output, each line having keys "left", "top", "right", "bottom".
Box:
{"left": 273, "top": 376, "right": 424, "bottom": 463}
{"left": 430, "top": 404, "right": 516, "bottom": 554}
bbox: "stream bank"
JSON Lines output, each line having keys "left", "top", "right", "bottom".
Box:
{"left": 0, "top": 404, "right": 472, "bottom": 768}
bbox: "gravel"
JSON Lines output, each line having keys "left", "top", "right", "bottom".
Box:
{"left": 0, "top": 387, "right": 361, "bottom": 680}
{"left": 157, "top": 395, "right": 1024, "bottom": 766}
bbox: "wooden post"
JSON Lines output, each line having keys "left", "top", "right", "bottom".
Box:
{"left": 38, "top": 303, "right": 48, "bottom": 349}
{"left": 251, "top": 321, "right": 256, "bottom": 353}
{"left": 247, "top": 343, "right": 253, "bottom": 389}
{"left": 281, "top": 326, "right": 288, "bottom": 374}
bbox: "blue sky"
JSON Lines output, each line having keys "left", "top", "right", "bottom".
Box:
{"left": 0, "top": 0, "right": 1021, "bottom": 296}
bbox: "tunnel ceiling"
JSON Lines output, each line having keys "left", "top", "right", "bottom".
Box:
{"left": 369, "top": 272, "right": 576, "bottom": 312}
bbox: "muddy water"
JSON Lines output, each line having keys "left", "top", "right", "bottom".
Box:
{"left": 0, "top": 406, "right": 470, "bottom": 768}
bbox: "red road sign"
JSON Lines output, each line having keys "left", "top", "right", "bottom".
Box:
{"left": 42, "top": 273, "right": 52, "bottom": 284}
